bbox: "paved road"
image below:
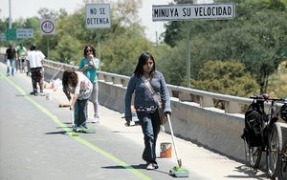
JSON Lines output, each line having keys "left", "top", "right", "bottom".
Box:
{"left": 0, "top": 63, "right": 268, "bottom": 180}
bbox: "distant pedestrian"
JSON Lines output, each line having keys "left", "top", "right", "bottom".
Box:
{"left": 5, "top": 44, "right": 17, "bottom": 76}
{"left": 16, "top": 43, "right": 28, "bottom": 73}
{"left": 124, "top": 52, "right": 171, "bottom": 170}
{"left": 26, "top": 45, "right": 45, "bottom": 95}
{"left": 78, "top": 45, "right": 101, "bottom": 123}
{"left": 62, "top": 70, "right": 93, "bottom": 131}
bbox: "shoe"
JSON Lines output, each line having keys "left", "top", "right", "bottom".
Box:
{"left": 73, "top": 126, "right": 80, "bottom": 132}
{"left": 146, "top": 163, "right": 155, "bottom": 170}
{"left": 80, "top": 125, "right": 88, "bottom": 129}
{"left": 92, "top": 117, "right": 100, "bottom": 123}
{"left": 153, "top": 163, "right": 159, "bottom": 169}
{"left": 30, "top": 91, "right": 38, "bottom": 96}
{"left": 126, "top": 120, "right": 135, "bottom": 126}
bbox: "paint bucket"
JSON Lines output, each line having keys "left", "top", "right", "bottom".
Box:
{"left": 160, "top": 142, "right": 172, "bottom": 158}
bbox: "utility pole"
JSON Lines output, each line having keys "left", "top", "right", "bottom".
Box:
{"left": 8, "top": 0, "right": 12, "bottom": 29}
{"left": 186, "top": 26, "right": 191, "bottom": 87}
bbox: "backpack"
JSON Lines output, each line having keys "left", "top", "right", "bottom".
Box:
{"left": 241, "top": 103, "right": 264, "bottom": 147}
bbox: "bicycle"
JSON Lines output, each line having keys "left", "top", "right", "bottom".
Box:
{"left": 278, "top": 99, "right": 287, "bottom": 180}
{"left": 242, "top": 94, "right": 284, "bottom": 178}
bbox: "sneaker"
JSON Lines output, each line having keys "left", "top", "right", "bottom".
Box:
{"left": 153, "top": 163, "right": 159, "bottom": 169}
{"left": 146, "top": 163, "right": 155, "bottom": 170}
{"left": 80, "top": 125, "right": 88, "bottom": 129}
{"left": 92, "top": 117, "right": 100, "bottom": 123}
{"left": 73, "top": 126, "right": 80, "bottom": 132}
{"left": 30, "top": 91, "right": 38, "bottom": 96}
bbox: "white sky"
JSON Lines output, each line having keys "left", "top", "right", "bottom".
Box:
{"left": 0, "top": 0, "right": 213, "bottom": 42}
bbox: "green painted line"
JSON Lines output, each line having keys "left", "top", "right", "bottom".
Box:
{"left": 2, "top": 73, "right": 152, "bottom": 180}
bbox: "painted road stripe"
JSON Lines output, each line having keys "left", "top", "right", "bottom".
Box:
{"left": 2, "top": 73, "right": 152, "bottom": 180}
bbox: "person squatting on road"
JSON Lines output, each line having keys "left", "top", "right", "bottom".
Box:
{"left": 25, "top": 45, "right": 45, "bottom": 95}
{"left": 62, "top": 70, "right": 93, "bottom": 132}
{"left": 5, "top": 44, "right": 17, "bottom": 76}
{"left": 124, "top": 52, "right": 171, "bottom": 170}
{"left": 78, "top": 45, "right": 101, "bottom": 123}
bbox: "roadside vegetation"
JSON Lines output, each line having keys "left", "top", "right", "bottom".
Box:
{"left": 0, "top": 0, "right": 286, "bottom": 98}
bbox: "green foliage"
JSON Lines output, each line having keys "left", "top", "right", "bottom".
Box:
{"left": 157, "top": 40, "right": 190, "bottom": 86}
{"left": 49, "top": 34, "right": 82, "bottom": 64}
{"left": 267, "top": 61, "right": 287, "bottom": 98}
{"left": 100, "top": 35, "right": 153, "bottom": 75}
{"left": 191, "top": 61, "right": 259, "bottom": 96}
{"left": 163, "top": 0, "right": 287, "bottom": 95}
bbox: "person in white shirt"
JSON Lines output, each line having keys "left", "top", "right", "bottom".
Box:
{"left": 62, "top": 70, "right": 93, "bottom": 131}
{"left": 26, "top": 45, "right": 45, "bottom": 95}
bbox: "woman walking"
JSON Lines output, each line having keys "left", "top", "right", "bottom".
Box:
{"left": 124, "top": 52, "right": 171, "bottom": 170}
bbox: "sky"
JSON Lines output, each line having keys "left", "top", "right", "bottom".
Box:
{"left": 0, "top": 0, "right": 213, "bottom": 42}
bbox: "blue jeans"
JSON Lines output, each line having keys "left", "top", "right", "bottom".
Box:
{"left": 6, "top": 59, "right": 16, "bottom": 76}
{"left": 74, "top": 99, "right": 88, "bottom": 127}
{"left": 137, "top": 110, "right": 161, "bottom": 164}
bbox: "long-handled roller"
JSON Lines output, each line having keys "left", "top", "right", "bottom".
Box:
{"left": 167, "top": 114, "right": 189, "bottom": 177}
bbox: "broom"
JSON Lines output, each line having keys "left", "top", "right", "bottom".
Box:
{"left": 167, "top": 114, "right": 189, "bottom": 177}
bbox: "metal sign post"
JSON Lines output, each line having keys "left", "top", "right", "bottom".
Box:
{"left": 152, "top": 3, "right": 235, "bottom": 87}
{"left": 40, "top": 19, "right": 56, "bottom": 59}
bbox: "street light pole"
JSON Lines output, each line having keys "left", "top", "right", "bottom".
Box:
{"left": 8, "top": 0, "right": 12, "bottom": 29}
{"left": 186, "top": 25, "right": 191, "bottom": 87}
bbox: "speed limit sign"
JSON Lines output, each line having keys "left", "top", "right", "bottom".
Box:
{"left": 40, "top": 19, "right": 56, "bottom": 35}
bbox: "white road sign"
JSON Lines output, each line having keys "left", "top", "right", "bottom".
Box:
{"left": 152, "top": 3, "right": 235, "bottom": 21}
{"left": 86, "top": 4, "right": 111, "bottom": 29}
{"left": 40, "top": 19, "right": 56, "bottom": 35}
{"left": 16, "top": 29, "right": 34, "bottom": 39}
{"left": 0, "top": 33, "right": 6, "bottom": 41}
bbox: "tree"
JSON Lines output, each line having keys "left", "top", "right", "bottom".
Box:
{"left": 163, "top": 0, "right": 287, "bottom": 94}
{"left": 191, "top": 61, "right": 259, "bottom": 96}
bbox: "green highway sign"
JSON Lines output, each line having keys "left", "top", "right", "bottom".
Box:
{"left": 5, "top": 29, "right": 17, "bottom": 41}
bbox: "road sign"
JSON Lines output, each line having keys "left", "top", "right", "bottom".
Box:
{"left": 40, "top": 19, "right": 56, "bottom": 35}
{"left": 5, "top": 29, "right": 17, "bottom": 41}
{"left": 85, "top": 4, "right": 111, "bottom": 29}
{"left": 0, "top": 33, "right": 6, "bottom": 41}
{"left": 16, "top": 29, "right": 34, "bottom": 39}
{"left": 152, "top": 3, "right": 235, "bottom": 21}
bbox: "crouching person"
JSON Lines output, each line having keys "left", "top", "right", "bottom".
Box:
{"left": 62, "top": 70, "right": 93, "bottom": 131}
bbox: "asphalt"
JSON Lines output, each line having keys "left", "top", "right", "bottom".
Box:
{"left": 0, "top": 62, "right": 268, "bottom": 180}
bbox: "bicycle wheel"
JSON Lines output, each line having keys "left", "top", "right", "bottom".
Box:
{"left": 244, "top": 140, "right": 263, "bottom": 168}
{"left": 278, "top": 141, "right": 287, "bottom": 180}
{"left": 266, "top": 122, "right": 283, "bottom": 178}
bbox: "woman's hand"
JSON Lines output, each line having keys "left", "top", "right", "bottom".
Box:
{"left": 165, "top": 111, "right": 171, "bottom": 116}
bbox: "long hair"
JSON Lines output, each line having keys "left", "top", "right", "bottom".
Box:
{"left": 134, "top": 52, "right": 156, "bottom": 78}
{"left": 62, "top": 70, "right": 78, "bottom": 90}
{"left": 83, "top": 45, "right": 96, "bottom": 58}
